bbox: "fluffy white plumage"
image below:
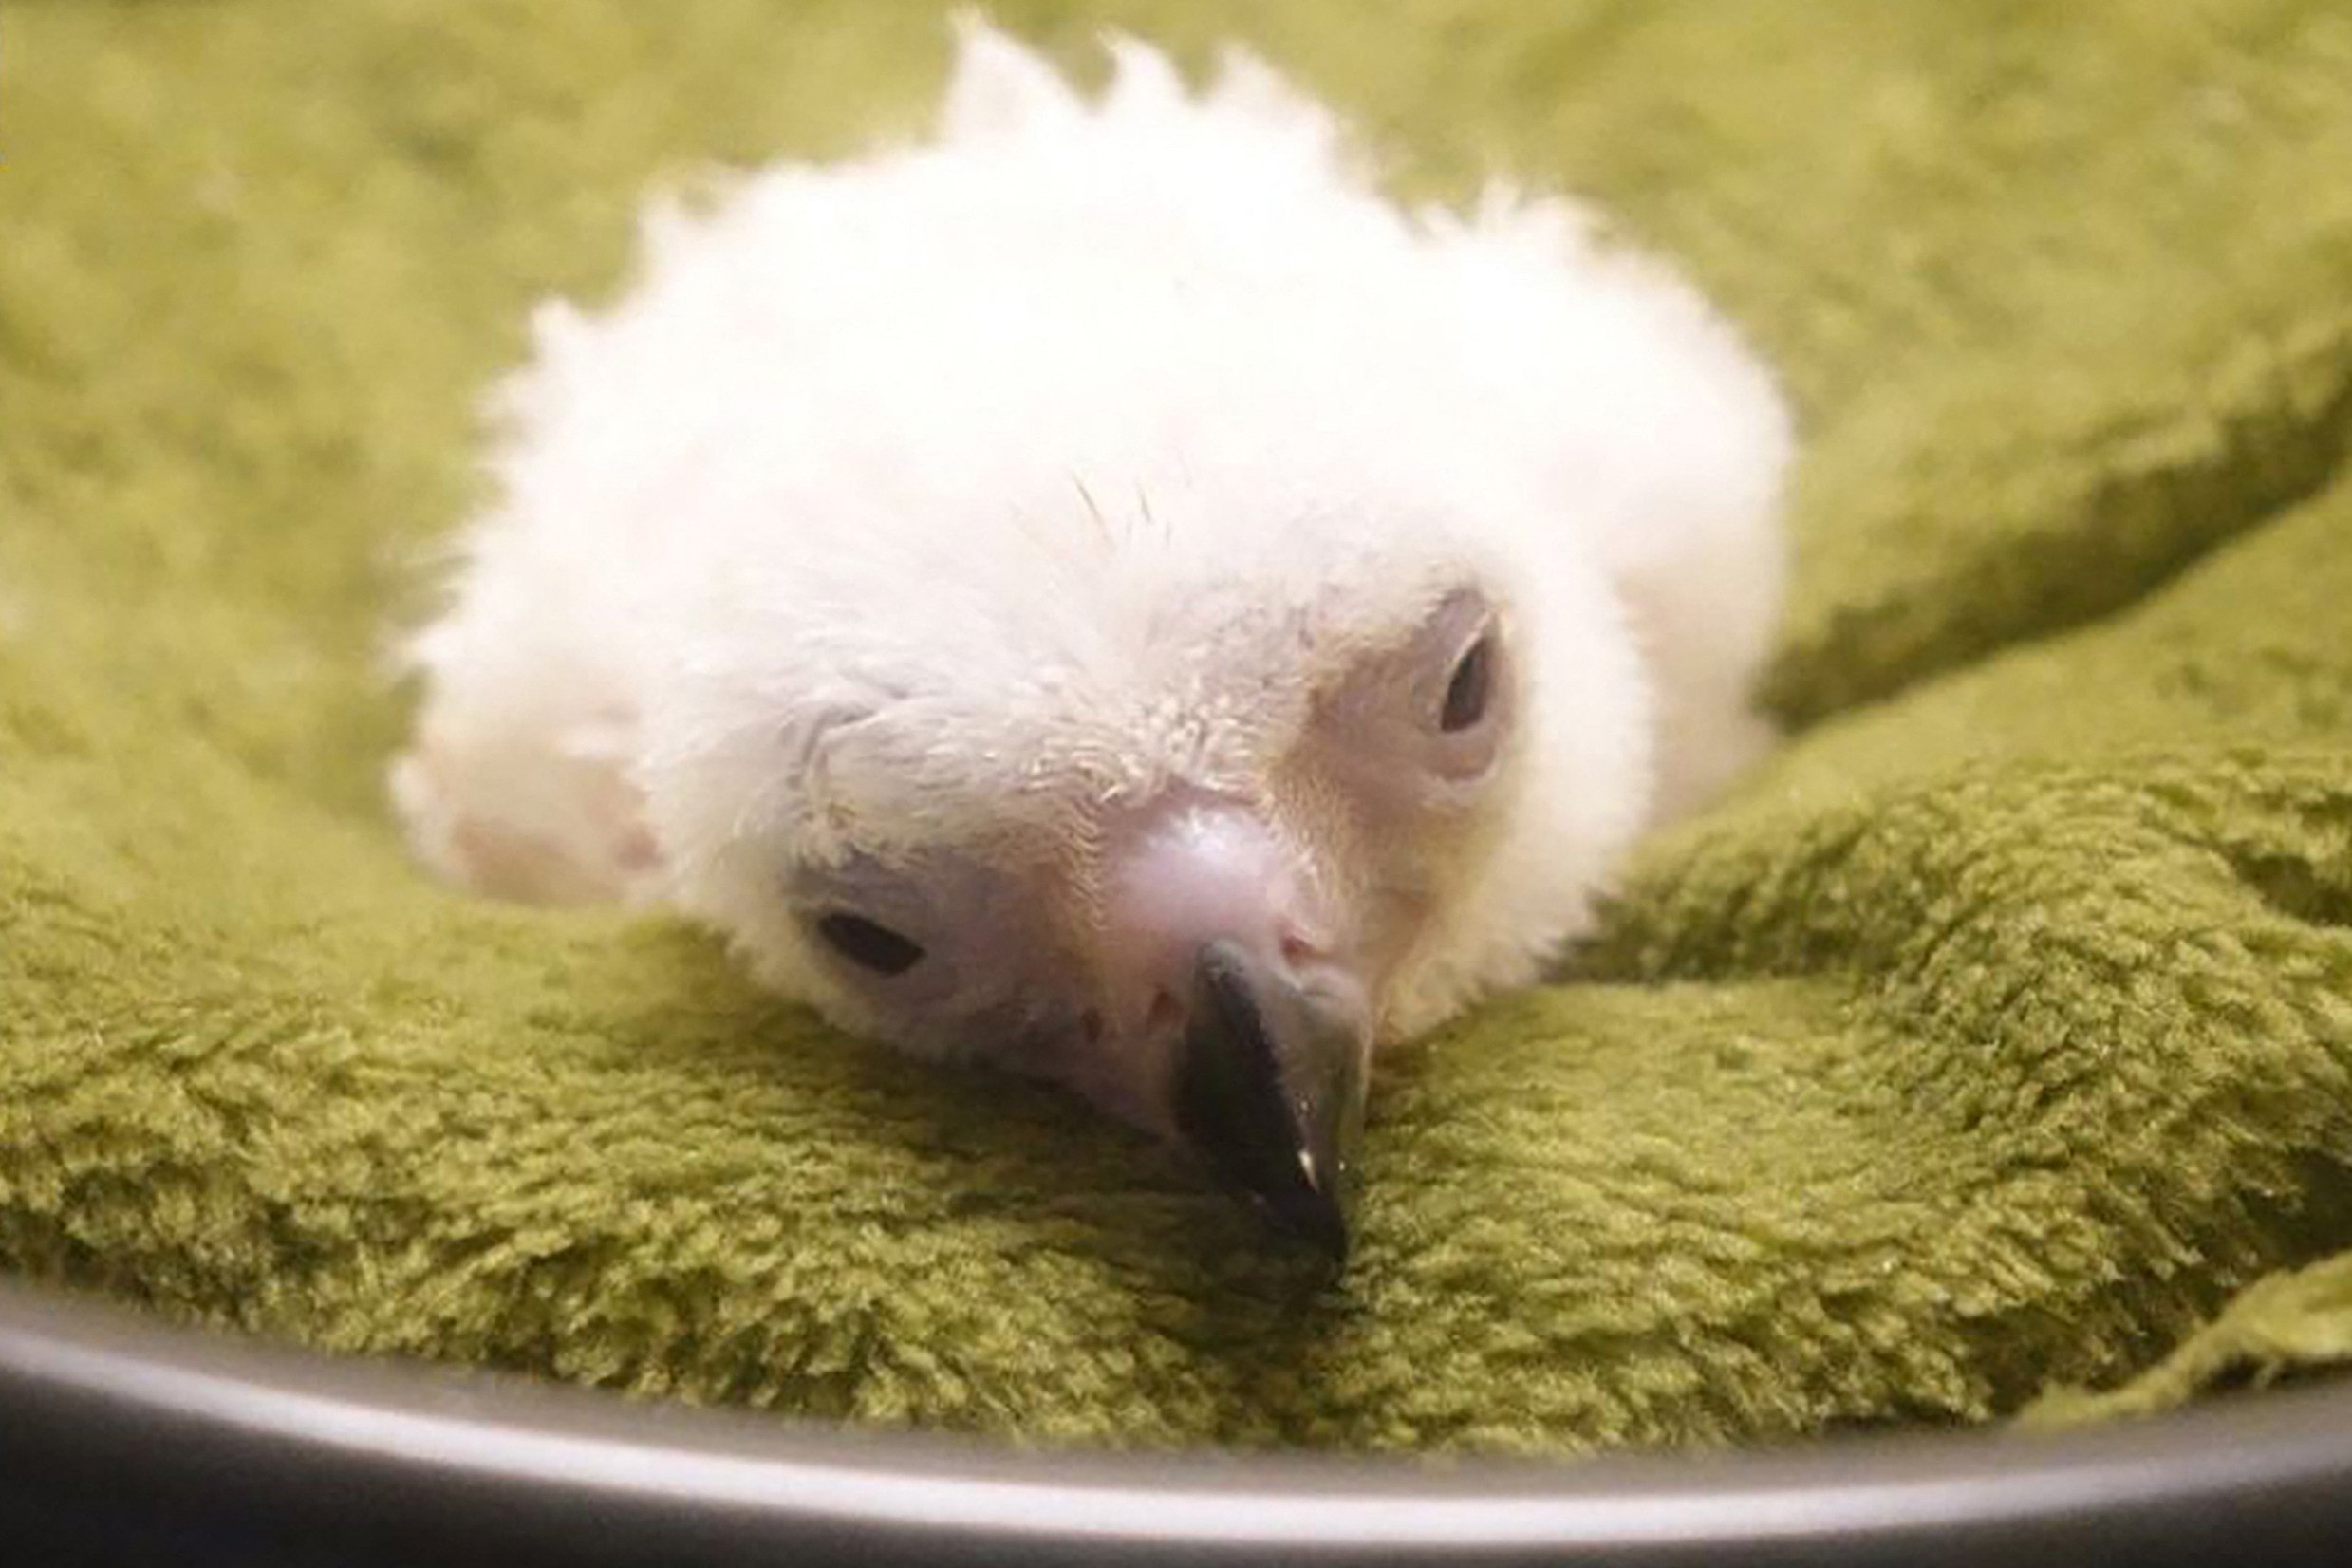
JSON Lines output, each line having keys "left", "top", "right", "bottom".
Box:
{"left": 394, "top": 19, "right": 1790, "bottom": 1199}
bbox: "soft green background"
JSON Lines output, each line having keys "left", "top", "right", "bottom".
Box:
{"left": 2, "top": 0, "right": 2348, "bottom": 1451}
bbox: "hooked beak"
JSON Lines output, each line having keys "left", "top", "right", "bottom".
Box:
{"left": 1090, "top": 793, "right": 1373, "bottom": 1264}
{"left": 1169, "top": 938, "right": 1369, "bottom": 1262}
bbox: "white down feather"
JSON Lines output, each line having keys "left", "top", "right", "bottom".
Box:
{"left": 395, "top": 16, "right": 1792, "bottom": 1055}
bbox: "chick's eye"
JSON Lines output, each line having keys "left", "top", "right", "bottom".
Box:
{"left": 814, "top": 911, "right": 926, "bottom": 976}
{"left": 1439, "top": 632, "right": 1497, "bottom": 733}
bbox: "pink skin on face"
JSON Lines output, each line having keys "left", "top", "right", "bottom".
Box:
{"left": 1067, "top": 793, "right": 1369, "bottom": 1140}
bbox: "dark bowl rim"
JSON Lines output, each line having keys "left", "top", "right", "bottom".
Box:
{"left": 2, "top": 1275, "right": 2345, "bottom": 1564}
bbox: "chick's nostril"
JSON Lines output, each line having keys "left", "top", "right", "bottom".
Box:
{"left": 1279, "top": 929, "right": 1324, "bottom": 970}
{"left": 1143, "top": 987, "right": 1185, "bottom": 1037}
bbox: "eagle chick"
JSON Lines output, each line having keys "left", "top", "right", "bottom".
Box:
{"left": 395, "top": 19, "right": 1792, "bottom": 1259}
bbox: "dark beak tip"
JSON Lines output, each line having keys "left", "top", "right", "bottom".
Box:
{"left": 1274, "top": 1189, "right": 1351, "bottom": 1269}
{"left": 1172, "top": 939, "right": 1369, "bottom": 1269}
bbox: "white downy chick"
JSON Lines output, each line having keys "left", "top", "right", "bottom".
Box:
{"left": 394, "top": 19, "right": 1792, "bottom": 1260}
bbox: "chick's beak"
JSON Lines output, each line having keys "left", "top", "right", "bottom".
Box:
{"left": 1096, "top": 797, "right": 1372, "bottom": 1263}
{"left": 1174, "top": 939, "right": 1368, "bottom": 1261}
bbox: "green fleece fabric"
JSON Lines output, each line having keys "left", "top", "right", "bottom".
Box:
{"left": 4, "top": 0, "right": 2350, "bottom": 1453}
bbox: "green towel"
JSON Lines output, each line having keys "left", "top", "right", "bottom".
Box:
{"left": 4, "top": 0, "right": 2349, "bottom": 1452}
